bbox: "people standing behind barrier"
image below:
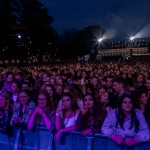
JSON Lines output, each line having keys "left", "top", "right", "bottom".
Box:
{"left": 99, "top": 87, "right": 112, "bottom": 113}
{"left": 145, "top": 77, "right": 150, "bottom": 100}
{"left": 55, "top": 84, "right": 64, "bottom": 106}
{"left": 78, "top": 94, "right": 107, "bottom": 136}
{"left": 9, "top": 81, "right": 20, "bottom": 106}
{"left": 45, "top": 84, "right": 57, "bottom": 110}
{"left": 0, "top": 74, "right": 4, "bottom": 93}
{"left": 101, "top": 95, "right": 150, "bottom": 146}
{"left": 134, "top": 74, "right": 146, "bottom": 92}
{"left": 21, "top": 81, "right": 38, "bottom": 102}
{"left": 54, "top": 92, "right": 80, "bottom": 140}
{"left": 2, "top": 72, "right": 14, "bottom": 93}
{"left": 90, "top": 76, "right": 100, "bottom": 96}
{"left": 106, "top": 75, "right": 114, "bottom": 93}
{"left": 28, "top": 92, "right": 55, "bottom": 131}
{"left": 137, "top": 91, "right": 150, "bottom": 129}
{"left": 10, "top": 90, "right": 36, "bottom": 128}
{"left": 15, "top": 72, "right": 24, "bottom": 87}
{"left": 79, "top": 70, "right": 89, "bottom": 95}
{"left": 112, "top": 77, "right": 131, "bottom": 108}
{"left": 0, "top": 92, "right": 12, "bottom": 133}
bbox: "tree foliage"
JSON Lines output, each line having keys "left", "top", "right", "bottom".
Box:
{"left": 59, "top": 25, "right": 106, "bottom": 60}
{"left": 0, "top": 0, "right": 58, "bottom": 59}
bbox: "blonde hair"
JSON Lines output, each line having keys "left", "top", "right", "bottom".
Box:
{"left": 0, "top": 92, "right": 10, "bottom": 110}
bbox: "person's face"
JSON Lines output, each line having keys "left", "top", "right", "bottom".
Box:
{"left": 22, "top": 84, "right": 30, "bottom": 90}
{"left": 121, "top": 97, "right": 132, "bottom": 114}
{"left": 57, "top": 79, "right": 63, "bottom": 85}
{"left": 52, "top": 71, "right": 58, "bottom": 77}
{"left": 38, "top": 94, "right": 47, "bottom": 108}
{"left": 0, "top": 96, "right": 7, "bottom": 108}
{"left": 86, "top": 88, "right": 92, "bottom": 94}
{"left": 100, "top": 92, "right": 109, "bottom": 103}
{"left": 137, "top": 75, "right": 144, "bottom": 83}
{"left": 99, "top": 88, "right": 106, "bottom": 97}
{"left": 106, "top": 78, "right": 113, "bottom": 87}
{"left": 15, "top": 74, "right": 21, "bottom": 80}
{"left": 140, "top": 93, "right": 148, "bottom": 104}
{"left": 11, "top": 83, "right": 18, "bottom": 93}
{"left": 44, "top": 77, "right": 50, "bottom": 85}
{"left": 19, "top": 92, "right": 29, "bottom": 105}
{"left": 146, "top": 80, "right": 150, "bottom": 90}
{"left": 62, "top": 96, "right": 72, "bottom": 110}
{"left": 81, "top": 71, "right": 87, "bottom": 78}
{"left": 7, "top": 74, "right": 13, "bottom": 82}
{"left": 46, "top": 87, "right": 53, "bottom": 97}
{"left": 84, "top": 95, "right": 94, "bottom": 109}
{"left": 50, "top": 79, "right": 56, "bottom": 86}
{"left": 128, "top": 67, "right": 133, "bottom": 73}
{"left": 92, "top": 78, "right": 98, "bottom": 87}
{"left": 113, "top": 82, "right": 121, "bottom": 93}
{"left": 56, "top": 86, "right": 63, "bottom": 95}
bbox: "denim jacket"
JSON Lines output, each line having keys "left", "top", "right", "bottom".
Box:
{"left": 101, "top": 109, "right": 150, "bottom": 142}
{"left": 11, "top": 101, "right": 36, "bottom": 128}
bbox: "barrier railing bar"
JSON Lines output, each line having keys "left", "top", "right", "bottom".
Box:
{"left": 14, "top": 129, "right": 21, "bottom": 150}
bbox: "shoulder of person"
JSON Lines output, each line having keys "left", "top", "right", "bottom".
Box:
{"left": 106, "top": 109, "right": 118, "bottom": 117}
{"left": 135, "top": 109, "right": 143, "bottom": 115}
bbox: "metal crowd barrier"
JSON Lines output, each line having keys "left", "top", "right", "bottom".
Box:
{"left": 0, "top": 127, "right": 150, "bottom": 150}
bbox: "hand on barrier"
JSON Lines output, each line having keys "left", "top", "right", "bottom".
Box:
{"left": 124, "top": 137, "right": 139, "bottom": 146}
{"left": 54, "top": 130, "right": 63, "bottom": 141}
{"left": 81, "top": 129, "right": 92, "bottom": 136}
{"left": 110, "top": 134, "right": 123, "bottom": 145}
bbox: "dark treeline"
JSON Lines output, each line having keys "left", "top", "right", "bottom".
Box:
{"left": 0, "top": 0, "right": 107, "bottom": 61}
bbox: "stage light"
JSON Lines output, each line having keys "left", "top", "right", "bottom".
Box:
{"left": 130, "top": 36, "right": 135, "bottom": 41}
{"left": 98, "top": 38, "right": 103, "bottom": 43}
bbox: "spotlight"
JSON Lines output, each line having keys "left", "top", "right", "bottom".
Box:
{"left": 130, "top": 36, "right": 135, "bottom": 41}
{"left": 98, "top": 38, "right": 103, "bottom": 43}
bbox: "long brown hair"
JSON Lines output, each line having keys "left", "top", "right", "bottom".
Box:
{"left": 37, "top": 91, "right": 52, "bottom": 115}
{"left": 116, "top": 95, "right": 139, "bottom": 131}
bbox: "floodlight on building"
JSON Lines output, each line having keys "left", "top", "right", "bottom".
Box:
{"left": 130, "top": 36, "right": 135, "bottom": 41}
{"left": 98, "top": 38, "right": 103, "bottom": 43}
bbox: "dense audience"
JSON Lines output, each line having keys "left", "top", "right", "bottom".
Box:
{"left": 0, "top": 60, "right": 150, "bottom": 146}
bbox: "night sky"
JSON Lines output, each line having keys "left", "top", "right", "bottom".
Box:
{"left": 42, "top": 0, "right": 150, "bottom": 40}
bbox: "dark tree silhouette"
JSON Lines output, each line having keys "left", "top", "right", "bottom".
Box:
{"left": 59, "top": 25, "right": 106, "bottom": 60}
{"left": 0, "top": 0, "right": 58, "bottom": 60}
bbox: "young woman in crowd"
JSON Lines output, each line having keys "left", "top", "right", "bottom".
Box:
{"left": 45, "top": 84, "right": 57, "bottom": 109}
{"left": 28, "top": 92, "right": 55, "bottom": 131}
{"left": 11, "top": 90, "right": 36, "bottom": 128}
{"left": 9, "top": 81, "right": 20, "bottom": 106}
{"left": 101, "top": 95, "right": 149, "bottom": 146}
{"left": 137, "top": 91, "right": 150, "bottom": 129}
{"left": 0, "top": 92, "right": 12, "bottom": 133}
{"left": 99, "top": 87, "right": 112, "bottom": 113}
{"left": 54, "top": 92, "right": 80, "bottom": 140}
{"left": 78, "top": 93, "right": 107, "bottom": 136}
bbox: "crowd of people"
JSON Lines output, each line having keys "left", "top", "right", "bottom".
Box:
{"left": 0, "top": 60, "right": 150, "bottom": 146}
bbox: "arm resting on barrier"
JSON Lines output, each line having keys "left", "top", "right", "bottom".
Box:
{"left": 28, "top": 110, "right": 37, "bottom": 130}
{"left": 54, "top": 125, "right": 76, "bottom": 140}
{"left": 124, "top": 137, "right": 139, "bottom": 146}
